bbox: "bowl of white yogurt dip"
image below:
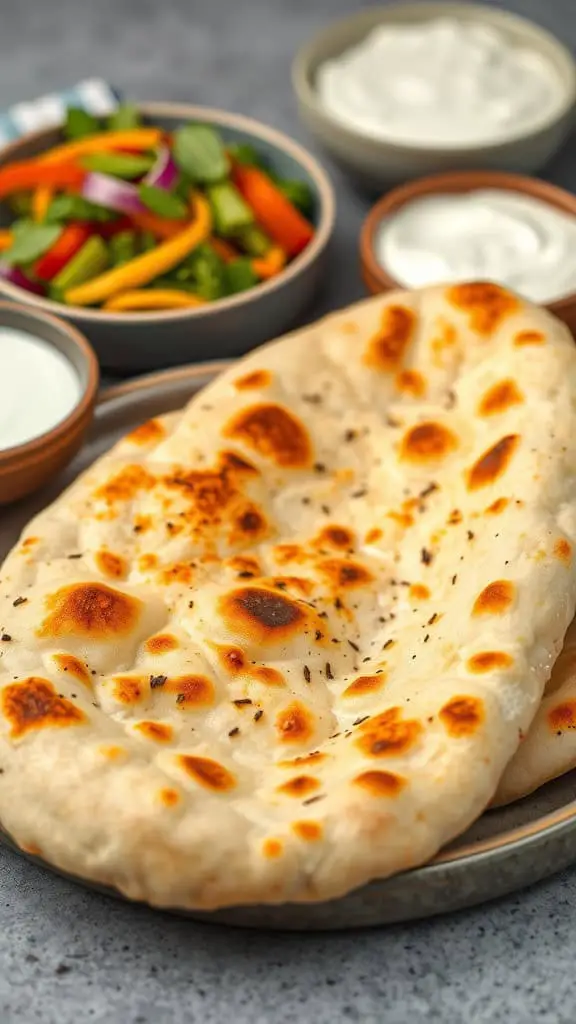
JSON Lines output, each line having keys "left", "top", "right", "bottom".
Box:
{"left": 293, "top": 2, "right": 576, "bottom": 188}
{"left": 360, "top": 169, "right": 576, "bottom": 334}
{"left": 0, "top": 303, "right": 98, "bottom": 504}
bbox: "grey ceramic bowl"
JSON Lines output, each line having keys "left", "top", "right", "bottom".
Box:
{"left": 0, "top": 103, "right": 335, "bottom": 373}
{"left": 292, "top": 1, "right": 576, "bottom": 190}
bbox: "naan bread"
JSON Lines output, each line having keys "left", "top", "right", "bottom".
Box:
{"left": 1, "top": 282, "right": 576, "bottom": 910}
{"left": 495, "top": 618, "right": 576, "bottom": 805}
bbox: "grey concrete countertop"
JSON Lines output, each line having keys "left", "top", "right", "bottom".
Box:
{"left": 1, "top": 0, "right": 576, "bottom": 1020}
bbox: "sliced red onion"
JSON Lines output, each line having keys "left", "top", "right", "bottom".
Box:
{"left": 0, "top": 264, "right": 45, "bottom": 296}
{"left": 144, "top": 145, "right": 178, "bottom": 190}
{"left": 81, "top": 171, "right": 146, "bottom": 216}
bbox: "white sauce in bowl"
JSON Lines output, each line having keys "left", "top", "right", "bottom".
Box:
{"left": 316, "top": 18, "right": 565, "bottom": 146}
{"left": 375, "top": 190, "right": 576, "bottom": 305}
{"left": 0, "top": 328, "right": 81, "bottom": 450}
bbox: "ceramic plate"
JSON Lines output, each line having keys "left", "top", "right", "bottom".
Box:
{"left": 2, "top": 362, "right": 576, "bottom": 930}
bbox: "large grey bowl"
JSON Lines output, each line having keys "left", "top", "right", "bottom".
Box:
{"left": 0, "top": 103, "right": 335, "bottom": 373}
{"left": 293, "top": 1, "right": 576, "bottom": 191}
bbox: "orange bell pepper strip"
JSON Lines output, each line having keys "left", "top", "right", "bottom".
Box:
{"left": 252, "top": 245, "right": 287, "bottom": 280}
{"left": 0, "top": 160, "right": 86, "bottom": 201}
{"left": 32, "top": 128, "right": 162, "bottom": 223}
{"left": 33, "top": 223, "right": 92, "bottom": 280}
{"left": 104, "top": 289, "right": 206, "bottom": 311}
{"left": 210, "top": 236, "right": 240, "bottom": 263}
{"left": 129, "top": 210, "right": 184, "bottom": 240}
{"left": 65, "top": 193, "right": 211, "bottom": 306}
{"left": 0, "top": 229, "right": 13, "bottom": 251}
{"left": 231, "top": 164, "right": 314, "bottom": 257}
{"left": 38, "top": 129, "right": 162, "bottom": 166}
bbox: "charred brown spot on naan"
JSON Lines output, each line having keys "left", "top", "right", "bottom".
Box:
{"left": 230, "top": 505, "right": 269, "bottom": 544}
{"left": 387, "top": 510, "right": 414, "bottom": 530}
{"left": 234, "top": 369, "right": 272, "bottom": 390}
{"left": 317, "top": 559, "right": 374, "bottom": 591}
{"left": 262, "top": 838, "right": 283, "bottom": 858}
{"left": 144, "top": 633, "right": 179, "bottom": 655}
{"left": 112, "top": 676, "right": 145, "bottom": 704}
{"left": 159, "top": 787, "right": 180, "bottom": 807}
{"left": 178, "top": 755, "right": 236, "bottom": 791}
{"left": 133, "top": 514, "right": 152, "bottom": 535}
{"left": 430, "top": 320, "right": 457, "bottom": 367}
{"left": 95, "top": 549, "right": 127, "bottom": 580}
{"left": 314, "top": 525, "right": 355, "bottom": 551}
{"left": 277, "top": 775, "right": 320, "bottom": 797}
{"left": 37, "top": 583, "right": 142, "bottom": 640}
{"left": 365, "top": 527, "right": 383, "bottom": 545}
{"left": 250, "top": 666, "right": 286, "bottom": 687}
{"left": 95, "top": 464, "right": 155, "bottom": 504}
{"left": 166, "top": 675, "right": 215, "bottom": 708}
{"left": 292, "top": 821, "right": 323, "bottom": 841}
{"left": 273, "top": 543, "right": 307, "bottom": 566}
{"left": 514, "top": 329, "right": 545, "bottom": 346}
{"left": 219, "top": 587, "right": 309, "bottom": 644}
{"left": 485, "top": 497, "right": 509, "bottom": 515}
{"left": 467, "top": 435, "right": 519, "bottom": 491}
{"left": 553, "top": 539, "right": 573, "bottom": 564}
{"left": 440, "top": 696, "right": 485, "bottom": 737}
{"left": 20, "top": 842, "right": 42, "bottom": 857}
{"left": 364, "top": 304, "right": 415, "bottom": 371}
{"left": 353, "top": 769, "right": 406, "bottom": 796}
{"left": 138, "top": 553, "right": 158, "bottom": 572}
{"left": 2, "top": 678, "right": 86, "bottom": 739}
{"left": 548, "top": 701, "right": 576, "bottom": 731}
{"left": 126, "top": 418, "right": 166, "bottom": 446}
{"left": 214, "top": 645, "right": 247, "bottom": 674}
{"left": 343, "top": 675, "right": 386, "bottom": 697}
{"left": 400, "top": 422, "right": 458, "bottom": 463}
{"left": 467, "top": 651, "right": 514, "bottom": 673}
{"left": 356, "top": 708, "right": 423, "bottom": 757}
{"left": 51, "top": 653, "right": 91, "bottom": 685}
{"left": 223, "top": 402, "right": 312, "bottom": 468}
{"left": 447, "top": 282, "right": 519, "bottom": 335}
{"left": 472, "top": 580, "right": 515, "bottom": 616}
{"left": 134, "top": 721, "right": 173, "bottom": 743}
{"left": 100, "top": 744, "right": 125, "bottom": 761}
{"left": 227, "top": 555, "right": 262, "bottom": 577}
{"left": 478, "top": 380, "right": 524, "bottom": 417}
{"left": 158, "top": 562, "right": 195, "bottom": 585}
{"left": 447, "top": 509, "right": 463, "bottom": 525}
{"left": 409, "top": 583, "right": 430, "bottom": 601}
{"left": 396, "top": 369, "right": 426, "bottom": 398}
{"left": 276, "top": 702, "right": 316, "bottom": 744}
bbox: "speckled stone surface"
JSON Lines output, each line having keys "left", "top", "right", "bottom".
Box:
{"left": 2, "top": 0, "right": 576, "bottom": 1020}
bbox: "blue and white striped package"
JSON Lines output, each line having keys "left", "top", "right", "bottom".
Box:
{"left": 0, "top": 79, "right": 119, "bottom": 147}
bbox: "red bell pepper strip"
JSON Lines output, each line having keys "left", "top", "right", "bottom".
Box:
{"left": 33, "top": 222, "right": 92, "bottom": 281}
{"left": 231, "top": 164, "right": 314, "bottom": 257}
{"left": 0, "top": 160, "right": 86, "bottom": 200}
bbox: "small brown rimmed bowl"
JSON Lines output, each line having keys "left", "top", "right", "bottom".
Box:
{"left": 360, "top": 170, "right": 576, "bottom": 335}
{"left": 0, "top": 302, "right": 99, "bottom": 505}
{"left": 0, "top": 103, "right": 336, "bottom": 374}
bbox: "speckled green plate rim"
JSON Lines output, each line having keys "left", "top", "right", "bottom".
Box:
{"left": 2, "top": 361, "right": 576, "bottom": 929}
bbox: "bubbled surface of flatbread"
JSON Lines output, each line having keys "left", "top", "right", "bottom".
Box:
{"left": 1, "top": 282, "right": 576, "bottom": 909}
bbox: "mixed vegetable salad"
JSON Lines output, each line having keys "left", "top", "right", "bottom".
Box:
{"left": 0, "top": 105, "right": 316, "bottom": 311}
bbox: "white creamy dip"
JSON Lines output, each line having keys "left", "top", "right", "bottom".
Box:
{"left": 316, "top": 18, "right": 565, "bottom": 146}
{"left": 0, "top": 328, "right": 81, "bottom": 450}
{"left": 375, "top": 189, "right": 576, "bottom": 304}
